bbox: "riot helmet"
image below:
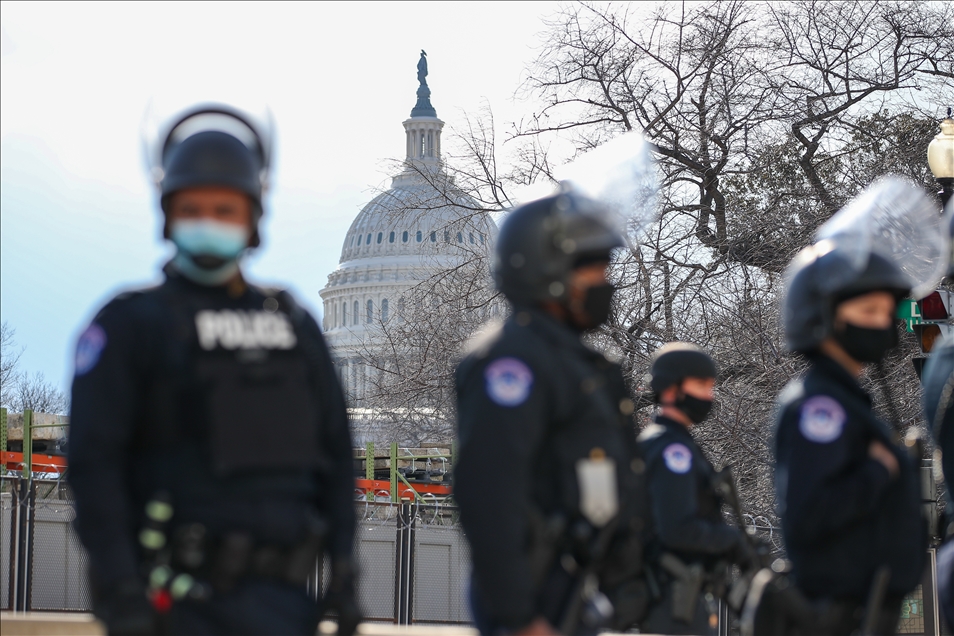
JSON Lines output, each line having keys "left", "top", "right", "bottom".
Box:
{"left": 649, "top": 342, "right": 717, "bottom": 395}
{"left": 493, "top": 188, "right": 624, "bottom": 306}
{"left": 154, "top": 105, "right": 271, "bottom": 248}
{"left": 783, "top": 245, "right": 911, "bottom": 353}
{"left": 649, "top": 342, "right": 718, "bottom": 423}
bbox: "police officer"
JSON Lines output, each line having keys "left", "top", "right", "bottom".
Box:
{"left": 774, "top": 244, "right": 927, "bottom": 635}
{"left": 68, "top": 106, "right": 359, "bottom": 635}
{"left": 921, "top": 205, "right": 954, "bottom": 629}
{"left": 638, "top": 343, "right": 752, "bottom": 635}
{"left": 454, "top": 190, "right": 651, "bottom": 635}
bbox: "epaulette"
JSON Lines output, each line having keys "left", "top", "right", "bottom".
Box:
{"left": 462, "top": 319, "right": 505, "bottom": 358}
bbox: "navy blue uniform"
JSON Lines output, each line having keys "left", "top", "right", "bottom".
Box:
{"left": 774, "top": 354, "right": 925, "bottom": 631}
{"left": 923, "top": 338, "right": 954, "bottom": 521}
{"left": 922, "top": 338, "right": 954, "bottom": 629}
{"left": 69, "top": 267, "right": 355, "bottom": 635}
{"left": 638, "top": 415, "right": 744, "bottom": 635}
{"left": 454, "top": 308, "right": 650, "bottom": 633}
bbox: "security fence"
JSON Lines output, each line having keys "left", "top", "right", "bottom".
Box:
{"left": 2, "top": 474, "right": 946, "bottom": 634}
{"left": 0, "top": 476, "right": 472, "bottom": 625}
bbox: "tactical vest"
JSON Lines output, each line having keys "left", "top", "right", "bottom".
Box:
{"left": 139, "top": 281, "right": 326, "bottom": 477}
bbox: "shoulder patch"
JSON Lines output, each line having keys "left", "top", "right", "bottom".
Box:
{"left": 484, "top": 357, "right": 534, "bottom": 407}
{"left": 75, "top": 323, "right": 107, "bottom": 375}
{"left": 798, "top": 395, "right": 846, "bottom": 444}
{"left": 662, "top": 443, "right": 693, "bottom": 474}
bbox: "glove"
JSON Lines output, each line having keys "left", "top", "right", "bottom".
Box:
{"left": 95, "top": 578, "right": 159, "bottom": 636}
{"left": 320, "top": 559, "right": 361, "bottom": 636}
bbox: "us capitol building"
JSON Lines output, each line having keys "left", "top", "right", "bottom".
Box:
{"left": 319, "top": 53, "right": 498, "bottom": 444}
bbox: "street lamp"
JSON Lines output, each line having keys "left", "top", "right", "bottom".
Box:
{"left": 927, "top": 107, "right": 954, "bottom": 208}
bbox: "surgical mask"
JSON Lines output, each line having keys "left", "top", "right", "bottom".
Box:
{"left": 833, "top": 322, "right": 898, "bottom": 363}
{"left": 581, "top": 283, "right": 616, "bottom": 327}
{"left": 675, "top": 392, "right": 713, "bottom": 424}
{"left": 170, "top": 219, "right": 249, "bottom": 286}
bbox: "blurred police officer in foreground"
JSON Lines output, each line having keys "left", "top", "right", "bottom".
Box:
{"left": 68, "top": 106, "right": 358, "bottom": 635}
{"left": 775, "top": 240, "right": 927, "bottom": 634}
{"left": 922, "top": 203, "right": 954, "bottom": 630}
{"left": 638, "top": 343, "right": 753, "bottom": 635}
{"left": 454, "top": 189, "right": 652, "bottom": 635}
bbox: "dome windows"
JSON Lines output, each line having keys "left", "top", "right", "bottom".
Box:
{"left": 366, "top": 233, "right": 372, "bottom": 245}
{"left": 416, "top": 230, "right": 423, "bottom": 243}
{"left": 377, "top": 232, "right": 383, "bottom": 244}
{"left": 381, "top": 299, "right": 389, "bottom": 322}
{"left": 403, "top": 231, "right": 409, "bottom": 243}
{"left": 366, "top": 300, "right": 373, "bottom": 323}
{"left": 457, "top": 232, "right": 463, "bottom": 243}
{"left": 342, "top": 302, "right": 348, "bottom": 326}
{"left": 469, "top": 232, "right": 475, "bottom": 244}
{"left": 357, "top": 234, "right": 362, "bottom": 246}
{"left": 389, "top": 231, "right": 395, "bottom": 243}
{"left": 353, "top": 301, "right": 359, "bottom": 325}
{"left": 430, "top": 231, "right": 436, "bottom": 242}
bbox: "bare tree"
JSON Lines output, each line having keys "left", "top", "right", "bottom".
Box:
{"left": 1, "top": 321, "right": 24, "bottom": 408}
{"left": 766, "top": 0, "right": 954, "bottom": 213}
{"left": 508, "top": 0, "right": 953, "bottom": 536}
{"left": 10, "top": 371, "right": 69, "bottom": 415}
{"left": 1, "top": 322, "right": 69, "bottom": 414}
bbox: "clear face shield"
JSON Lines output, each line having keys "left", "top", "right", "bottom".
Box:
{"left": 553, "top": 131, "right": 660, "bottom": 251}
{"left": 803, "top": 176, "right": 949, "bottom": 300}
{"left": 141, "top": 99, "right": 275, "bottom": 195}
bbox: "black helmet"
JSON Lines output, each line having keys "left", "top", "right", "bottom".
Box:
{"left": 783, "top": 245, "right": 911, "bottom": 353}
{"left": 493, "top": 189, "right": 624, "bottom": 305}
{"left": 157, "top": 106, "right": 270, "bottom": 247}
{"left": 649, "top": 343, "right": 717, "bottom": 395}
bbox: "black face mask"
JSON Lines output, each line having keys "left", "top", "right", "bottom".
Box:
{"left": 579, "top": 283, "right": 616, "bottom": 328}
{"left": 833, "top": 322, "right": 898, "bottom": 363}
{"left": 675, "top": 392, "right": 714, "bottom": 424}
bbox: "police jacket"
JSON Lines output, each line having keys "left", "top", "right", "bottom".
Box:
{"left": 68, "top": 266, "right": 355, "bottom": 593}
{"left": 774, "top": 353, "right": 926, "bottom": 600}
{"left": 454, "top": 308, "right": 650, "bottom": 631}
{"left": 922, "top": 338, "right": 954, "bottom": 506}
{"left": 638, "top": 415, "right": 741, "bottom": 565}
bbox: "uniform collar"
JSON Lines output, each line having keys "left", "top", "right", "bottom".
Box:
{"left": 163, "top": 260, "right": 249, "bottom": 298}
{"left": 806, "top": 352, "right": 872, "bottom": 406}
{"left": 653, "top": 414, "right": 694, "bottom": 440}
{"left": 514, "top": 306, "right": 600, "bottom": 358}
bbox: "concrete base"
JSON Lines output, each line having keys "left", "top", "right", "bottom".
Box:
{"left": 0, "top": 613, "right": 479, "bottom": 635}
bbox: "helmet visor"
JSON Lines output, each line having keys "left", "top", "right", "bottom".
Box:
{"left": 814, "top": 176, "right": 948, "bottom": 300}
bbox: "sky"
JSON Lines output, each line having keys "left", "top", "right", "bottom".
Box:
{"left": 0, "top": 1, "right": 566, "bottom": 396}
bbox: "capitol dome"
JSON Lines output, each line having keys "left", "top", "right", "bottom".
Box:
{"left": 319, "top": 53, "right": 497, "bottom": 432}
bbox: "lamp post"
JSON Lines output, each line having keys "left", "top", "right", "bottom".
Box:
{"left": 927, "top": 107, "right": 954, "bottom": 208}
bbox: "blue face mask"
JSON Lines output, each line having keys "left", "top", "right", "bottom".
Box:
{"left": 170, "top": 220, "right": 249, "bottom": 286}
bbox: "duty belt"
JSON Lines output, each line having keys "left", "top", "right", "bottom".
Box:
{"left": 139, "top": 493, "right": 328, "bottom": 607}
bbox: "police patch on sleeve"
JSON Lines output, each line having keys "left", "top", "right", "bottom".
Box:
{"left": 662, "top": 443, "right": 692, "bottom": 474}
{"left": 798, "top": 395, "right": 846, "bottom": 444}
{"left": 74, "top": 323, "right": 106, "bottom": 376}
{"left": 484, "top": 357, "right": 534, "bottom": 407}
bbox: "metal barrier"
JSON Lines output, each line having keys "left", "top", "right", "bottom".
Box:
{"left": 0, "top": 479, "right": 471, "bottom": 625}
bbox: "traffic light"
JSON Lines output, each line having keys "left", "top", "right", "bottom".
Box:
{"left": 905, "top": 290, "right": 953, "bottom": 379}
